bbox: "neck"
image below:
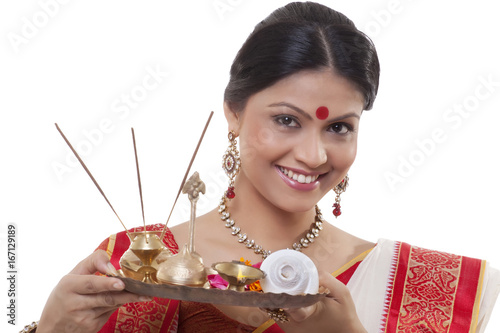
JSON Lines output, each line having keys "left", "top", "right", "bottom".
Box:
{"left": 223, "top": 173, "right": 318, "bottom": 253}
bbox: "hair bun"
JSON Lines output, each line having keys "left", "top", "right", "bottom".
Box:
{"left": 260, "top": 249, "right": 319, "bottom": 295}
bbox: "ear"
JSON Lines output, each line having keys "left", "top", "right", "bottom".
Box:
{"left": 223, "top": 101, "right": 241, "bottom": 135}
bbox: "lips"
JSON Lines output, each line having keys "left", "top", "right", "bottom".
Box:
{"left": 275, "top": 165, "right": 324, "bottom": 191}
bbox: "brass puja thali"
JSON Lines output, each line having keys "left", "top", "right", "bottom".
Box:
{"left": 113, "top": 272, "right": 328, "bottom": 309}
{"left": 55, "top": 112, "right": 329, "bottom": 309}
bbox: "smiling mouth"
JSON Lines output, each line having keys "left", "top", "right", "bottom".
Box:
{"left": 278, "top": 166, "right": 322, "bottom": 184}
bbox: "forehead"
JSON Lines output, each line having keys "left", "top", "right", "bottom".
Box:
{"left": 245, "top": 69, "right": 365, "bottom": 115}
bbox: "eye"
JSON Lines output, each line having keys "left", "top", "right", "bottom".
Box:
{"left": 328, "top": 122, "right": 352, "bottom": 135}
{"left": 274, "top": 115, "right": 300, "bottom": 128}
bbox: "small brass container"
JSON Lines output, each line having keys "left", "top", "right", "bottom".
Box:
{"left": 121, "top": 231, "right": 167, "bottom": 284}
{"left": 212, "top": 262, "right": 265, "bottom": 292}
{"left": 157, "top": 244, "right": 207, "bottom": 286}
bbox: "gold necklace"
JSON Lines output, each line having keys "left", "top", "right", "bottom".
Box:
{"left": 218, "top": 195, "right": 324, "bottom": 259}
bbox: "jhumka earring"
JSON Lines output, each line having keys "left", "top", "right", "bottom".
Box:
{"left": 222, "top": 130, "right": 240, "bottom": 199}
{"left": 333, "top": 175, "right": 349, "bottom": 218}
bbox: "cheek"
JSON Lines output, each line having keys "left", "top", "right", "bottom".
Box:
{"left": 239, "top": 122, "right": 280, "bottom": 165}
{"left": 329, "top": 139, "right": 358, "bottom": 169}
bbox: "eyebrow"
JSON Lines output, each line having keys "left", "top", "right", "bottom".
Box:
{"left": 268, "top": 102, "right": 361, "bottom": 122}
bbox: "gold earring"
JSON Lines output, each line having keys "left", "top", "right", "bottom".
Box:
{"left": 222, "top": 131, "right": 240, "bottom": 199}
{"left": 333, "top": 175, "right": 349, "bottom": 218}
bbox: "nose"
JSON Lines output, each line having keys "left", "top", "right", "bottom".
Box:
{"left": 294, "top": 133, "right": 328, "bottom": 169}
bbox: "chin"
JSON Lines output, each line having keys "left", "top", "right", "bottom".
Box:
{"left": 268, "top": 192, "right": 322, "bottom": 214}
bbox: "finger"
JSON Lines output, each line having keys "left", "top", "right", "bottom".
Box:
{"left": 71, "top": 250, "right": 117, "bottom": 276}
{"left": 95, "top": 307, "right": 122, "bottom": 324}
{"left": 285, "top": 303, "right": 318, "bottom": 322}
{"left": 93, "top": 306, "right": 122, "bottom": 319}
{"left": 92, "top": 306, "right": 132, "bottom": 332}
{"left": 63, "top": 274, "right": 125, "bottom": 295}
{"left": 79, "top": 291, "right": 153, "bottom": 311}
{"left": 318, "top": 271, "right": 352, "bottom": 305}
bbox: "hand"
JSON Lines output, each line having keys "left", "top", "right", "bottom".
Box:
{"left": 276, "top": 271, "right": 366, "bottom": 333}
{"left": 37, "top": 250, "right": 152, "bottom": 333}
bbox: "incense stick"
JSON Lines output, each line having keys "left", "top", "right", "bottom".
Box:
{"left": 55, "top": 123, "right": 131, "bottom": 238}
{"left": 160, "top": 111, "right": 214, "bottom": 240}
{"left": 131, "top": 128, "right": 147, "bottom": 239}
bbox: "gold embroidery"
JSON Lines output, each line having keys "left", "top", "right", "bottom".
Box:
{"left": 396, "top": 246, "right": 462, "bottom": 332}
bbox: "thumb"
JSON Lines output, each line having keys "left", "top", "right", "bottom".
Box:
{"left": 318, "top": 271, "right": 352, "bottom": 305}
{"left": 285, "top": 303, "right": 318, "bottom": 322}
{"left": 71, "top": 250, "right": 117, "bottom": 276}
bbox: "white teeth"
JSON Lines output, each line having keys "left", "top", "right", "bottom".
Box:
{"left": 297, "top": 174, "right": 306, "bottom": 183}
{"left": 279, "top": 166, "right": 319, "bottom": 184}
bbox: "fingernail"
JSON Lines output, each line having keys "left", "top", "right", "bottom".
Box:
{"left": 139, "top": 296, "right": 153, "bottom": 302}
{"left": 113, "top": 281, "right": 125, "bottom": 290}
{"left": 106, "top": 262, "right": 118, "bottom": 276}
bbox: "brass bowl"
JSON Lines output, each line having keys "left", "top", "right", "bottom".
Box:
{"left": 119, "top": 231, "right": 170, "bottom": 284}
{"left": 212, "top": 262, "right": 265, "bottom": 292}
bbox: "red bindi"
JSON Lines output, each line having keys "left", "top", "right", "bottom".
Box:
{"left": 315, "top": 106, "right": 329, "bottom": 120}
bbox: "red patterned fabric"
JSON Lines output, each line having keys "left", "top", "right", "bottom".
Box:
{"left": 382, "top": 242, "right": 484, "bottom": 333}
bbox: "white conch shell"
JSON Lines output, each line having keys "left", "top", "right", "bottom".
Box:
{"left": 260, "top": 249, "right": 319, "bottom": 295}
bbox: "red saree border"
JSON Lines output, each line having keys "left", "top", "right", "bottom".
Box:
{"left": 381, "top": 242, "right": 484, "bottom": 333}
{"left": 383, "top": 241, "right": 408, "bottom": 333}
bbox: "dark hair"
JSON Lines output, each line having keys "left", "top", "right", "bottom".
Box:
{"left": 224, "top": 2, "right": 380, "bottom": 112}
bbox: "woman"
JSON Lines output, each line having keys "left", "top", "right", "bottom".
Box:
{"left": 32, "top": 2, "right": 499, "bottom": 332}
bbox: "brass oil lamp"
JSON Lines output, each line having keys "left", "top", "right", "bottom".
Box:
{"left": 212, "top": 261, "right": 264, "bottom": 292}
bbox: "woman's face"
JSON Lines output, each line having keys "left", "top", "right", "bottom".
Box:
{"left": 225, "top": 69, "right": 364, "bottom": 212}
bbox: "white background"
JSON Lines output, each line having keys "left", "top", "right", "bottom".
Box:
{"left": 1, "top": 0, "right": 499, "bottom": 331}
